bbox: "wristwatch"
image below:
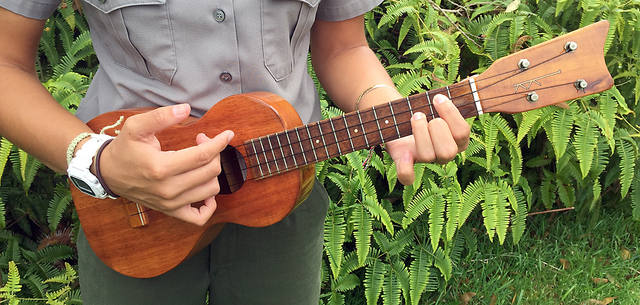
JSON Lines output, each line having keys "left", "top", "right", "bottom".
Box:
{"left": 67, "top": 134, "right": 116, "bottom": 199}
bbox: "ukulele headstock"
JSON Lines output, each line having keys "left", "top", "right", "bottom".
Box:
{"left": 474, "top": 20, "right": 613, "bottom": 114}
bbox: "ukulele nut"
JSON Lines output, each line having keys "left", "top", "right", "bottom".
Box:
{"left": 518, "top": 59, "right": 530, "bottom": 70}
{"left": 527, "top": 92, "right": 539, "bottom": 103}
{"left": 564, "top": 41, "right": 578, "bottom": 52}
{"left": 575, "top": 79, "right": 588, "bottom": 90}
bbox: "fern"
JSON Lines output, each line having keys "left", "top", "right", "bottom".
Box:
{"left": 616, "top": 133, "right": 636, "bottom": 198}
{"left": 428, "top": 193, "right": 445, "bottom": 251}
{"left": 573, "top": 112, "right": 599, "bottom": 178}
{"left": 325, "top": 210, "right": 347, "bottom": 278}
{"left": 408, "top": 248, "right": 432, "bottom": 305}
{"left": 364, "top": 258, "right": 385, "bottom": 305}
{"left": 0, "top": 261, "right": 22, "bottom": 297}
{"left": 352, "top": 204, "right": 373, "bottom": 267}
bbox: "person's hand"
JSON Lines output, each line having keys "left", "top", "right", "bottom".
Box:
{"left": 385, "top": 94, "right": 470, "bottom": 185}
{"left": 98, "top": 104, "right": 234, "bottom": 226}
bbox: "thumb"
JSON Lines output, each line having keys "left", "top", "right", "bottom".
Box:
{"left": 124, "top": 104, "right": 191, "bottom": 138}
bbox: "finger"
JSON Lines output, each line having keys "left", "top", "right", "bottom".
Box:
{"left": 166, "top": 195, "right": 218, "bottom": 226}
{"left": 395, "top": 149, "right": 416, "bottom": 185}
{"left": 124, "top": 104, "right": 192, "bottom": 139}
{"left": 427, "top": 119, "right": 458, "bottom": 164}
{"left": 410, "top": 112, "right": 436, "bottom": 163}
{"left": 432, "top": 94, "right": 470, "bottom": 151}
{"left": 162, "top": 130, "right": 234, "bottom": 175}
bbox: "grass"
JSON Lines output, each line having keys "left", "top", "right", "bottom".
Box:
{"left": 431, "top": 210, "right": 640, "bottom": 304}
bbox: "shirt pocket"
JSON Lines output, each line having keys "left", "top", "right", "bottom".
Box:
{"left": 82, "top": 0, "right": 177, "bottom": 84}
{"left": 261, "top": 0, "right": 319, "bottom": 82}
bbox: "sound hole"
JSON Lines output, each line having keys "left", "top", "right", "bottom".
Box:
{"left": 218, "top": 146, "right": 247, "bottom": 195}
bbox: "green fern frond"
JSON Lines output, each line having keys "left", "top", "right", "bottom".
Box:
{"left": 379, "top": 0, "right": 419, "bottom": 28}
{"left": 409, "top": 248, "right": 432, "bottom": 305}
{"left": 550, "top": 107, "right": 574, "bottom": 160}
{"left": 352, "top": 204, "right": 373, "bottom": 266}
{"left": 483, "top": 115, "right": 499, "bottom": 171}
{"left": 573, "top": 112, "right": 599, "bottom": 178}
{"left": 402, "top": 188, "right": 436, "bottom": 228}
{"left": 392, "top": 70, "right": 432, "bottom": 96}
{"left": 325, "top": 210, "right": 347, "bottom": 278}
{"left": 0, "top": 137, "right": 13, "bottom": 181}
{"left": 37, "top": 245, "right": 75, "bottom": 263}
{"left": 0, "top": 261, "right": 22, "bottom": 296}
{"left": 387, "top": 229, "right": 415, "bottom": 257}
{"left": 56, "top": 15, "right": 74, "bottom": 53}
{"left": 382, "top": 261, "right": 403, "bottom": 305}
{"left": 24, "top": 274, "right": 47, "bottom": 299}
{"left": 17, "top": 149, "right": 43, "bottom": 193}
{"left": 459, "top": 177, "right": 485, "bottom": 227}
{"left": 591, "top": 104, "right": 615, "bottom": 151}
{"left": 482, "top": 183, "right": 499, "bottom": 242}
{"left": 632, "top": 173, "right": 640, "bottom": 220}
{"left": 445, "top": 188, "right": 461, "bottom": 242}
{"left": 363, "top": 196, "right": 394, "bottom": 235}
{"left": 47, "top": 184, "right": 72, "bottom": 232}
{"left": 541, "top": 170, "right": 556, "bottom": 209}
{"left": 494, "top": 186, "right": 510, "bottom": 245}
{"left": 331, "top": 274, "right": 360, "bottom": 292}
{"left": 616, "top": 134, "right": 636, "bottom": 198}
{"left": 39, "top": 19, "right": 59, "bottom": 68}
{"left": 428, "top": 193, "right": 445, "bottom": 251}
{"left": 432, "top": 247, "right": 452, "bottom": 281}
{"left": 509, "top": 15, "right": 525, "bottom": 47}
{"left": 364, "top": 258, "right": 386, "bottom": 305}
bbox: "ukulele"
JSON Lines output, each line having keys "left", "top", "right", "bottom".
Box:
{"left": 71, "top": 20, "right": 614, "bottom": 278}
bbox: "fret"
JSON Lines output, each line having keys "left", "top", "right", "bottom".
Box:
{"left": 285, "top": 131, "right": 298, "bottom": 168}
{"left": 357, "top": 111, "right": 370, "bottom": 147}
{"left": 266, "top": 135, "right": 281, "bottom": 174}
{"left": 317, "top": 123, "right": 330, "bottom": 158}
{"left": 406, "top": 97, "right": 414, "bottom": 117}
{"left": 259, "top": 137, "right": 272, "bottom": 176}
{"left": 295, "top": 128, "right": 309, "bottom": 165}
{"left": 342, "top": 116, "right": 355, "bottom": 151}
{"left": 275, "top": 133, "right": 288, "bottom": 170}
{"left": 426, "top": 91, "right": 437, "bottom": 119}
{"left": 446, "top": 86, "right": 452, "bottom": 100}
{"left": 388, "top": 102, "right": 401, "bottom": 138}
{"left": 328, "top": 118, "right": 342, "bottom": 156}
{"left": 305, "top": 125, "right": 319, "bottom": 161}
{"left": 373, "top": 107, "right": 385, "bottom": 143}
{"left": 250, "top": 139, "right": 265, "bottom": 178}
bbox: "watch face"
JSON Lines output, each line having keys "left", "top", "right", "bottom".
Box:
{"left": 70, "top": 176, "right": 96, "bottom": 197}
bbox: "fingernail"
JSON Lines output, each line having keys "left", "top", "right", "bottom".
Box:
{"left": 172, "top": 104, "right": 189, "bottom": 116}
{"left": 434, "top": 94, "right": 446, "bottom": 104}
{"left": 227, "top": 131, "right": 235, "bottom": 142}
{"left": 412, "top": 112, "right": 424, "bottom": 121}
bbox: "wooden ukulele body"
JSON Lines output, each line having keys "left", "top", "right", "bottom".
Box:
{"left": 71, "top": 92, "right": 315, "bottom": 278}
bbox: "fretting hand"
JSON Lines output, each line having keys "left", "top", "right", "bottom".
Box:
{"left": 385, "top": 94, "right": 470, "bottom": 185}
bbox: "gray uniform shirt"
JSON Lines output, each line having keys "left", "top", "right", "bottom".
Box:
{"left": 2, "top": 0, "right": 382, "bottom": 124}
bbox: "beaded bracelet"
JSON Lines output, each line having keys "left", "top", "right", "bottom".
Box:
{"left": 66, "top": 132, "right": 93, "bottom": 165}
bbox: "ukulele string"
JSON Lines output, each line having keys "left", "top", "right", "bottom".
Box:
{"left": 128, "top": 52, "right": 576, "bottom": 215}
{"left": 220, "top": 51, "right": 574, "bottom": 177}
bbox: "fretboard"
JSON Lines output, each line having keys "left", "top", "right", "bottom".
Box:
{"left": 244, "top": 80, "right": 480, "bottom": 179}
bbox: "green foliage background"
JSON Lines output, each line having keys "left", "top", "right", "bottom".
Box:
{"left": 1, "top": 0, "right": 639, "bottom": 304}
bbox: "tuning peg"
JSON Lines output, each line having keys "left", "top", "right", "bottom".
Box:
{"left": 564, "top": 42, "right": 578, "bottom": 52}
{"left": 518, "top": 59, "right": 530, "bottom": 70}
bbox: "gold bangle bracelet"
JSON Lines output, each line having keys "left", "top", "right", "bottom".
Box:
{"left": 355, "top": 84, "right": 395, "bottom": 110}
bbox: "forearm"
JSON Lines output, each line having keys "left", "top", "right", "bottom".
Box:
{"left": 0, "top": 64, "right": 92, "bottom": 173}
{"left": 310, "top": 18, "right": 402, "bottom": 112}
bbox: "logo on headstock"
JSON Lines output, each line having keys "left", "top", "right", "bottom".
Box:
{"left": 514, "top": 70, "right": 562, "bottom": 93}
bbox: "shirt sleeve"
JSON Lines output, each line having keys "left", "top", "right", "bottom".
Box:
{"left": 0, "top": 0, "right": 60, "bottom": 20}
{"left": 316, "top": 0, "right": 383, "bottom": 22}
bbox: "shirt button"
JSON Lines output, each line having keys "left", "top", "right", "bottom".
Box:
{"left": 214, "top": 9, "right": 225, "bottom": 22}
{"left": 220, "top": 72, "right": 232, "bottom": 83}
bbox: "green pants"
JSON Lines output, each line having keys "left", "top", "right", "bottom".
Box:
{"left": 78, "top": 180, "right": 329, "bottom": 305}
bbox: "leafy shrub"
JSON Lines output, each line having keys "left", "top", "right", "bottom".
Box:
{"left": 1, "top": 0, "right": 639, "bottom": 304}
